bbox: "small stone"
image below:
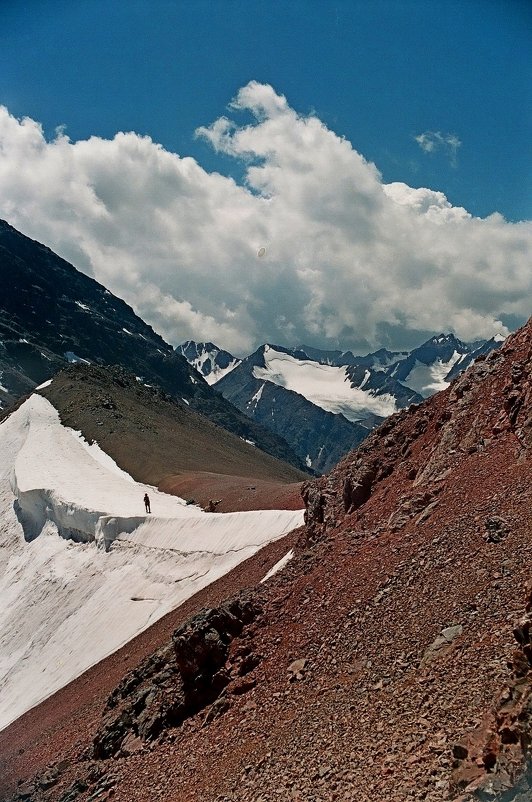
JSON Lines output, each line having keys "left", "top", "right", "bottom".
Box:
{"left": 288, "top": 658, "right": 308, "bottom": 681}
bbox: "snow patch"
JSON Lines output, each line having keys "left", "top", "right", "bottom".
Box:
{"left": 260, "top": 549, "right": 294, "bottom": 583}
{"left": 253, "top": 348, "right": 397, "bottom": 421}
{"left": 0, "top": 395, "right": 303, "bottom": 729}
{"left": 402, "top": 352, "right": 462, "bottom": 397}
{"left": 35, "top": 379, "right": 53, "bottom": 390}
{"left": 248, "top": 382, "right": 265, "bottom": 409}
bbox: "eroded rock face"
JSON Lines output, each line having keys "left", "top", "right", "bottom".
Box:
{"left": 93, "top": 594, "right": 261, "bottom": 759}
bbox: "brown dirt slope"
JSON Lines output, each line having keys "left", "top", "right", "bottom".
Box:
{"left": 2, "top": 318, "right": 531, "bottom": 802}
{"left": 39, "top": 364, "right": 308, "bottom": 488}
{"left": 158, "top": 472, "right": 303, "bottom": 512}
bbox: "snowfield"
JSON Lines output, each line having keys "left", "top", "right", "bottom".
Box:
{"left": 252, "top": 346, "right": 397, "bottom": 421}
{"left": 0, "top": 395, "right": 304, "bottom": 730}
{"left": 400, "top": 351, "right": 463, "bottom": 397}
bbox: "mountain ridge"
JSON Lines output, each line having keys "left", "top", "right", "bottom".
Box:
{"left": 0, "top": 218, "right": 307, "bottom": 473}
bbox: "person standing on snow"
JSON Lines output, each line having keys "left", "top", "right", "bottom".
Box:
{"left": 143, "top": 493, "right": 151, "bottom": 513}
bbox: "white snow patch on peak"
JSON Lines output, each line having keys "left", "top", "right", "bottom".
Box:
{"left": 188, "top": 348, "right": 241, "bottom": 385}
{"left": 402, "top": 351, "right": 462, "bottom": 397}
{"left": 252, "top": 347, "right": 397, "bottom": 421}
{"left": 359, "top": 369, "right": 371, "bottom": 389}
{"left": 0, "top": 395, "right": 303, "bottom": 730}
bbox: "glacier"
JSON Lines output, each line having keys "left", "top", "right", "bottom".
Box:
{"left": 0, "top": 394, "right": 303, "bottom": 730}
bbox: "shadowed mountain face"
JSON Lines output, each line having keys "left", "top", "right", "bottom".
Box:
{"left": 215, "top": 361, "right": 369, "bottom": 474}
{"left": 0, "top": 219, "right": 307, "bottom": 472}
{"left": 2, "top": 319, "right": 529, "bottom": 802}
{"left": 175, "top": 341, "right": 241, "bottom": 385}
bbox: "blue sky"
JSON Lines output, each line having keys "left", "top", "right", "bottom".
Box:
{"left": 0, "top": 0, "right": 530, "bottom": 353}
{"left": 1, "top": 0, "right": 530, "bottom": 221}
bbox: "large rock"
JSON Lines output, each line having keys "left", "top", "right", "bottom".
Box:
{"left": 93, "top": 594, "right": 261, "bottom": 759}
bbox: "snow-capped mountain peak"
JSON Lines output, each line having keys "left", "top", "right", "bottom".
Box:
{"left": 177, "top": 333, "right": 503, "bottom": 472}
{"left": 176, "top": 341, "right": 241, "bottom": 385}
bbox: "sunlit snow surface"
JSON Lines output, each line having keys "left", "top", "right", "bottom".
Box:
{"left": 401, "top": 351, "right": 462, "bottom": 397}
{"left": 0, "top": 395, "right": 303, "bottom": 730}
{"left": 253, "top": 346, "right": 397, "bottom": 421}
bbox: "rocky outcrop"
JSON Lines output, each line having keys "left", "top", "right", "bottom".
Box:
{"left": 93, "top": 593, "right": 261, "bottom": 759}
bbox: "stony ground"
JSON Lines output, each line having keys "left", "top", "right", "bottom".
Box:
{"left": 1, "top": 319, "right": 531, "bottom": 802}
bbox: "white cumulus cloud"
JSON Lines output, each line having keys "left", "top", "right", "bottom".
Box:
{"left": 0, "top": 83, "right": 530, "bottom": 355}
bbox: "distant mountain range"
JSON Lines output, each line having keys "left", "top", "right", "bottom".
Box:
{"left": 1, "top": 217, "right": 504, "bottom": 475}
{"left": 179, "top": 334, "right": 503, "bottom": 472}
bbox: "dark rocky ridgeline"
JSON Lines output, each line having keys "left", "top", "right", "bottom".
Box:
{"left": 0, "top": 219, "right": 307, "bottom": 472}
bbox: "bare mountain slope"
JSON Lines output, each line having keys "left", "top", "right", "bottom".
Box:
{"left": 37, "top": 364, "right": 308, "bottom": 490}
{"left": 1, "top": 318, "right": 530, "bottom": 802}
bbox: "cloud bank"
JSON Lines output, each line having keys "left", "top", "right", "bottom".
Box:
{"left": 0, "top": 81, "right": 530, "bottom": 354}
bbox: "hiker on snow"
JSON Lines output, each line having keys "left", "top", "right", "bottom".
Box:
{"left": 144, "top": 493, "right": 151, "bottom": 513}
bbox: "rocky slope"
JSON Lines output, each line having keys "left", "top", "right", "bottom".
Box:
{"left": 33, "top": 364, "right": 308, "bottom": 500}
{"left": 0, "top": 219, "right": 306, "bottom": 472}
{"left": 1, "top": 318, "right": 530, "bottom": 802}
